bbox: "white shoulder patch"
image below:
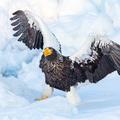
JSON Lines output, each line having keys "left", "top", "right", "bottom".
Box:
{"left": 69, "top": 35, "right": 113, "bottom": 63}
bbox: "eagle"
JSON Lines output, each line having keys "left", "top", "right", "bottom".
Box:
{"left": 10, "top": 10, "right": 120, "bottom": 106}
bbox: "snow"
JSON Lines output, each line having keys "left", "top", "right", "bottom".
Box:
{"left": 0, "top": 0, "right": 120, "bottom": 119}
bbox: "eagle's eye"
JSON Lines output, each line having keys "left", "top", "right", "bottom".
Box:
{"left": 44, "top": 48, "right": 53, "bottom": 57}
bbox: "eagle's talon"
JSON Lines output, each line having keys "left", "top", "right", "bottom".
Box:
{"left": 35, "top": 96, "right": 48, "bottom": 101}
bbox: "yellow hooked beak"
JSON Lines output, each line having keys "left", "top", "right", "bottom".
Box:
{"left": 44, "top": 48, "right": 53, "bottom": 57}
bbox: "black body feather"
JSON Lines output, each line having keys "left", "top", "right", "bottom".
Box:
{"left": 40, "top": 48, "right": 87, "bottom": 92}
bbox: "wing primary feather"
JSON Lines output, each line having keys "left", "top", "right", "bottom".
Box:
{"left": 37, "top": 31, "right": 44, "bottom": 49}
{"left": 13, "top": 24, "right": 21, "bottom": 31}
{"left": 11, "top": 19, "right": 21, "bottom": 26}
{"left": 12, "top": 10, "right": 24, "bottom": 15}
{"left": 33, "top": 30, "right": 39, "bottom": 49}
{"left": 13, "top": 24, "right": 29, "bottom": 37}
{"left": 13, "top": 29, "right": 22, "bottom": 36}
{"left": 10, "top": 10, "right": 45, "bottom": 50}
{"left": 18, "top": 33, "right": 27, "bottom": 42}
{"left": 10, "top": 15, "right": 19, "bottom": 21}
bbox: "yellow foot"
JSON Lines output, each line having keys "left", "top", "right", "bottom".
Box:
{"left": 35, "top": 96, "right": 48, "bottom": 101}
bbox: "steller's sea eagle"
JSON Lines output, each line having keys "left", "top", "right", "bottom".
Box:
{"left": 10, "top": 10, "right": 120, "bottom": 106}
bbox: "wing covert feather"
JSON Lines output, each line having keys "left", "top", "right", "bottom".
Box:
{"left": 70, "top": 35, "right": 120, "bottom": 82}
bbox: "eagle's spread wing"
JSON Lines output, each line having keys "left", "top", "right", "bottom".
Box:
{"left": 70, "top": 35, "right": 120, "bottom": 83}
{"left": 10, "top": 10, "right": 61, "bottom": 52}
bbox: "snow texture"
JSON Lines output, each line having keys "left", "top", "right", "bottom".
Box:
{"left": 0, "top": 0, "right": 120, "bottom": 120}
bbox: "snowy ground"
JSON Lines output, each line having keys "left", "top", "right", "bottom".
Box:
{"left": 0, "top": 0, "right": 120, "bottom": 120}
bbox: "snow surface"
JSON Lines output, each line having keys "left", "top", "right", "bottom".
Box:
{"left": 0, "top": 0, "right": 120, "bottom": 119}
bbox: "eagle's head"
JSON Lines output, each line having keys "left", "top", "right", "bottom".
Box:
{"left": 43, "top": 47, "right": 58, "bottom": 61}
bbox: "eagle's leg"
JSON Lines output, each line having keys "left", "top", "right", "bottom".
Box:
{"left": 66, "top": 86, "right": 81, "bottom": 106}
{"left": 35, "top": 84, "right": 53, "bottom": 101}
{"left": 42, "top": 84, "right": 53, "bottom": 98}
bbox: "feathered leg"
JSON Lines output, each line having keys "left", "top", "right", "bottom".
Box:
{"left": 36, "top": 84, "right": 53, "bottom": 101}
{"left": 66, "top": 86, "right": 81, "bottom": 106}
{"left": 42, "top": 84, "right": 53, "bottom": 98}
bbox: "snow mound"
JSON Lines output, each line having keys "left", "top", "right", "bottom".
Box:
{"left": 0, "top": 77, "right": 29, "bottom": 108}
